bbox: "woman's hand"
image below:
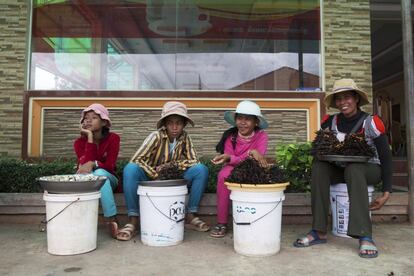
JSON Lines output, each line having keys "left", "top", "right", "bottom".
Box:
{"left": 77, "top": 161, "right": 94, "bottom": 174}
{"left": 80, "top": 124, "right": 93, "bottom": 143}
{"left": 369, "top": 191, "right": 390, "bottom": 211}
{"left": 249, "top": 150, "right": 268, "bottom": 167}
{"left": 211, "top": 154, "right": 231, "bottom": 165}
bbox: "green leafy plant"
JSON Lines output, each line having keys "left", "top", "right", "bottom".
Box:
{"left": 0, "top": 158, "right": 75, "bottom": 193}
{"left": 199, "top": 157, "right": 220, "bottom": 193}
{"left": 0, "top": 157, "right": 220, "bottom": 193}
{"left": 4, "top": 156, "right": 318, "bottom": 194}
{"left": 115, "top": 159, "right": 129, "bottom": 181}
{"left": 275, "top": 142, "right": 313, "bottom": 193}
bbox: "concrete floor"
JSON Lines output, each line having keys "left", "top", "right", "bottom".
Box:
{"left": 0, "top": 223, "right": 413, "bottom": 276}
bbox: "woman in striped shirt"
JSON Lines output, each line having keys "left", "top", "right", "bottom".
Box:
{"left": 117, "top": 101, "right": 209, "bottom": 241}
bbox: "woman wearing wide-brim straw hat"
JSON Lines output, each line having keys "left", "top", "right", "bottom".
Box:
{"left": 324, "top": 78, "right": 370, "bottom": 109}
{"left": 210, "top": 100, "right": 269, "bottom": 238}
{"left": 293, "top": 78, "right": 392, "bottom": 259}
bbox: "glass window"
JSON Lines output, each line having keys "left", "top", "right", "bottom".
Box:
{"left": 30, "top": 0, "right": 321, "bottom": 91}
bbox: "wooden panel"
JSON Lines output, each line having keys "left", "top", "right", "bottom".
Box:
{"left": 28, "top": 97, "right": 320, "bottom": 157}
{"left": 42, "top": 109, "right": 308, "bottom": 159}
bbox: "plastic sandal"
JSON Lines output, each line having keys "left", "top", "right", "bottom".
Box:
{"left": 359, "top": 237, "right": 378, "bottom": 258}
{"left": 185, "top": 217, "right": 210, "bottom": 232}
{"left": 293, "top": 230, "right": 327, "bottom": 247}
{"left": 209, "top": 224, "right": 227, "bottom": 238}
{"left": 116, "top": 223, "right": 138, "bottom": 241}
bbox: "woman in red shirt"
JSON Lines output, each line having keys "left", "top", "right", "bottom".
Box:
{"left": 74, "top": 103, "right": 120, "bottom": 239}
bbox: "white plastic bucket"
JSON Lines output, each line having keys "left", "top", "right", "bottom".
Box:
{"left": 138, "top": 184, "right": 188, "bottom": 246}
{"left": 230, "top": 190, "right": 285, "bottom": 256}
{"left": 43, "top": 191, "right": 100, "bottom": 255}
{"left": 330, "top": 183, "right": 374, "bottom": 238}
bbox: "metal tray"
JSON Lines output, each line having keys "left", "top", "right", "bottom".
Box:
{"left": 37, "top": 174, "right": 107, "bottom": 194}
{"left": 140, "top": 179, "right": 188, "bottom": 187}
{"left": 317, "top": 155, "right": 370, "bottom": 163}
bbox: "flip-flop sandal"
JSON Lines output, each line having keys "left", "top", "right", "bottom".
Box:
{"left": 209, "top": 224, "right": 227, "bottom": 238}
{"left": 116, "top": 223, "right": 138, "bottom": 241}
{"left": 185, "top": 217, "right": 210, "bottom": 232}
{"left": 106, "top": 221, "right": 119, "bottom": 239}
{"left": 293, "top": 230, "right": 327, "bottom": 247}
{"left": 359, "top": 237, "right": 378, "bottom": 258}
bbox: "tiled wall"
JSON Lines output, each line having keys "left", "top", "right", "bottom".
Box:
{"left": 323, "top": 0, "right": 373, "bottom": 113}
{"left": 0, "top": 1, "right": 27, "bottom": 157}
{"left": 42, "top": 109, "right": 308, "bottom": 159}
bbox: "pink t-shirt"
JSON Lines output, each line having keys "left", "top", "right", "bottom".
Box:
{"left": 223, "top": 130, "right": 268, "bottom": 166}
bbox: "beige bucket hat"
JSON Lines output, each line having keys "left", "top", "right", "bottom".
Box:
{"left": 156, "top": 101, "right": 194, "bottom": 129}
{"left": 324, "top": 79, "right": 370, "bottom": 109}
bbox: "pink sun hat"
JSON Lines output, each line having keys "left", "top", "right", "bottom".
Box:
{"left": 80, "top": 103, "right": 112, "bottom": 128}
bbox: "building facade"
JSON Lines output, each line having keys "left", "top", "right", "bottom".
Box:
{"left": 0, "top": 0, "right": 374, "bottom": 159}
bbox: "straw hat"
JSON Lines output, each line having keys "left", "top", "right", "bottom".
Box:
{"left": 156, "top": 101, "right": 194, "bottom": 129}
{"left": 224, "top": 100, "right": 268, "bottom": 129}
{"left": 324, "top": 79, "right": 370, "bottom": 109}
{"left": 80, "top": 103, "right": 112, "bottom": 128}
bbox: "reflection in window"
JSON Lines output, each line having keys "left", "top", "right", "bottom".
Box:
{"left": 31, "top": 0, "right": 321, "bottom": 91}
{"left": 107, "top": 43, "right": 135, "bottom": 90}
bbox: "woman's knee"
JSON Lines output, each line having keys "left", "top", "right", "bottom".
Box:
{"left": 194, "top": 163, "right": 209, "bottom": 177}
{"left": 218, "top": 166, "right": 232, "bottom": 180}
{"left": 123, "top": 162, "right": 147, "bottom": 179}
{"left": 344, "top": 163, "right": 365, "bottom": 180}
{"left": 185, "top": 163, "right": 209, "bottom": 180}
{"left": 217, "top": 173, "right": 226, "bottom": 184}
{"left": 311, "top": 160, "right": 343, "bottom": 183}
{"left": 123, "top": 163, "right": 147, "bottom": 188}
{"left": 123, "top": 162, "right": 139, "bottom": 175}
{"left": 93, "top": 168, "right": 109, "bottom": 177}
{"left": 312, "top": 160, "right": 333, "bottom": 173}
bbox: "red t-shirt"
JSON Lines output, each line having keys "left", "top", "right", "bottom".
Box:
{"left": 74, "top": 132, "right": 120, "bottom": 177}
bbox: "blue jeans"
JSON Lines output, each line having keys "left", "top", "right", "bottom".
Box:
{"left": 93, "top": 169, "right": 118, "bottom": 217}
{"left": 123, "top": 162, "right": 209, "bottom": 216}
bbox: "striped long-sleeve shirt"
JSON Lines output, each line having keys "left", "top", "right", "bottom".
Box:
{"left": 130, "top": 129, "right": 199, "bottom": 179}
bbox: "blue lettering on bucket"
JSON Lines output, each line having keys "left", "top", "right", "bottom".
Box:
{"left": 151, "top": 233, "right": 173, "bottom": 241}
{"left": 236, "top": 205, "right": 257, "bottom": 214}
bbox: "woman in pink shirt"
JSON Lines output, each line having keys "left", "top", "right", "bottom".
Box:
{"left": 210, "top": 100, "right": 269, "bottom": 238}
